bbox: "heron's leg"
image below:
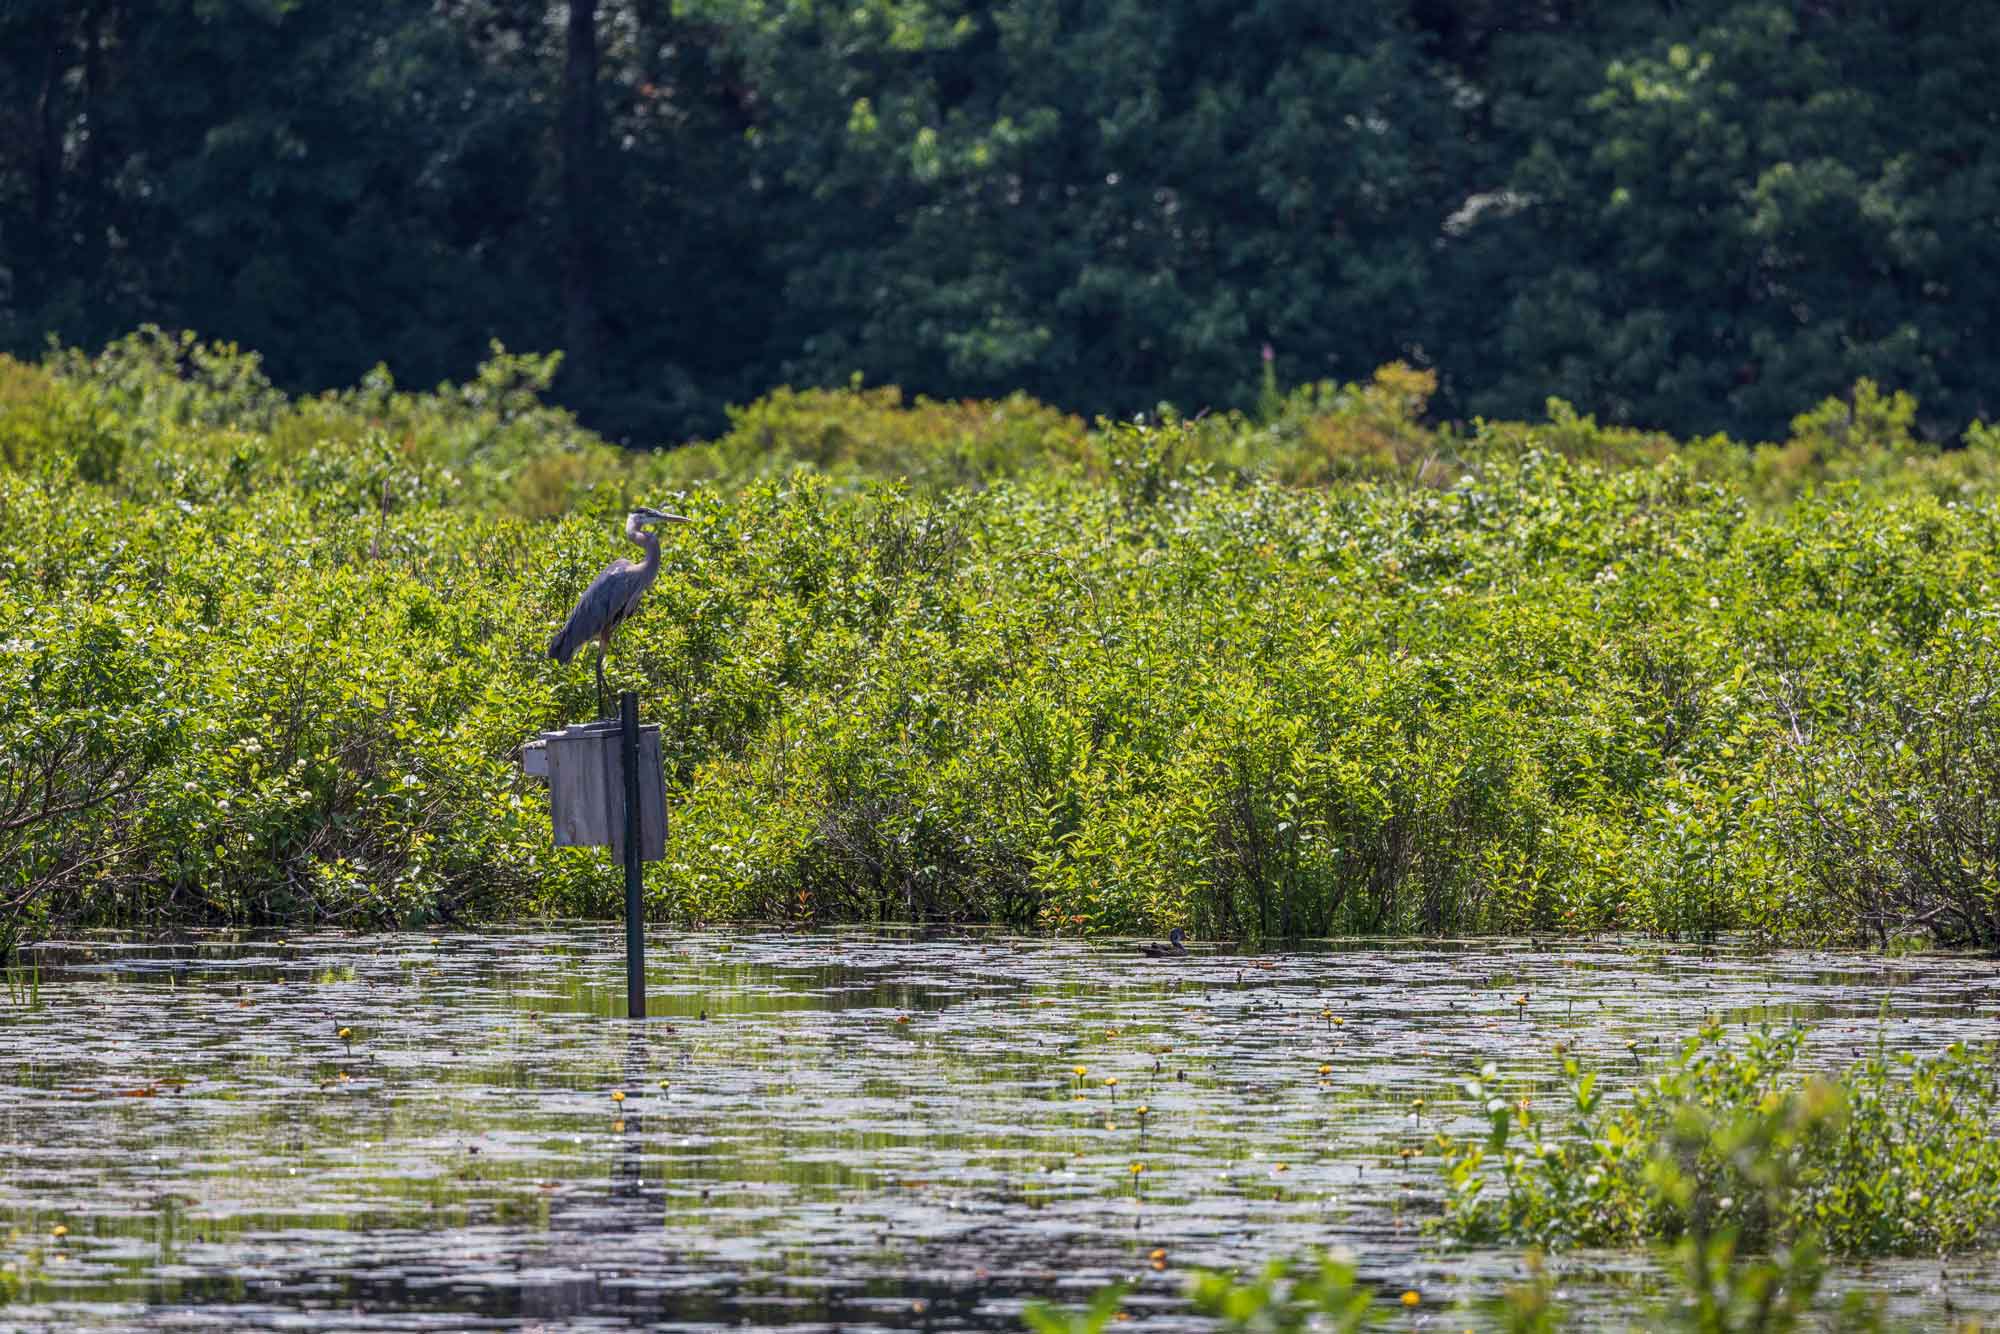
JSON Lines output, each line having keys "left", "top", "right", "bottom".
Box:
{"left": 595, "top": 640, "right": 608, "bottom": 719}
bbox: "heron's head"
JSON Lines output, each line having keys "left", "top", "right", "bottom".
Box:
{"left": 625, "top": 506, "right": 692, "bottom": 541}
{"left": 632, "top": 506, "right": 691, "bottom": 528}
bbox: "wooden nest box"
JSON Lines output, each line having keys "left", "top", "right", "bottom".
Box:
{"left": 519, "top": 720, "right": 666, "bottom": 861}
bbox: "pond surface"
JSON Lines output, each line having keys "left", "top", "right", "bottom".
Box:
{"left": 1, "top": 929, "right": 1997, "bottom": 1331}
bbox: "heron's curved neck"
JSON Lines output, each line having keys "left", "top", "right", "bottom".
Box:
{"left": 624, "top": 516, "right": 661, "bottom": 570}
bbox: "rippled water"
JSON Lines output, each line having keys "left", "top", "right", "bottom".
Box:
{"left": 1, "top": 929, "right": 1996, "bottom": 1331}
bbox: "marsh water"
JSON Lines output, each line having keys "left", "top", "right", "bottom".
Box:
{"left": 1, "top": 929, "right": 1996, "bottom": 1331}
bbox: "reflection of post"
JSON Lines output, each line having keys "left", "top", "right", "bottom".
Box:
{"left": 620, "top": 691, "right": 646, "bottom": 1020}
{"left": 613, "top": 1032, "right": 646, "bottom": 1200}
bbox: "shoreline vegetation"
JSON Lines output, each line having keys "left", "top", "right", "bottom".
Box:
{"left": 3, "top": 329, "right": 1997, "bottom": 953}
{"left": 1032, "top": 1020, "right": 2000, "bottom": 1332}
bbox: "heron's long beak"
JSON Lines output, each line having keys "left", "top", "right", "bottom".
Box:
{"left": 636, "top": 507, "right": 692, "bottom": 524}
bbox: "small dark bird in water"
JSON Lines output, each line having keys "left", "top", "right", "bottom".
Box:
{"left": 1140, "top": 928, "right": 1188, "bottom": 958}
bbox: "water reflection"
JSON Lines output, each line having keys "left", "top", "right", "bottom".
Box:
{"left": 1, "top": 929, "right": 1997, "bottom": 1328}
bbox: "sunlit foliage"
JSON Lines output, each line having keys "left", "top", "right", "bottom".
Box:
{"left": 3, "top": 332, "right": 1997, "bottom": 951}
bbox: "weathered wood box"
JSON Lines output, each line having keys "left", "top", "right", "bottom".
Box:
{"left": 519, "top": 721, "right": 666, "bottom": 861}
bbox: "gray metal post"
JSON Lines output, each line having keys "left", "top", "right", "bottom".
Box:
{"left": 619, "top": 690, "right": 646, "bottom": 1019}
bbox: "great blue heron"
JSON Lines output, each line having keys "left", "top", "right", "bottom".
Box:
{"left": 548, "top": 506, "right": 690, "bottom": 716}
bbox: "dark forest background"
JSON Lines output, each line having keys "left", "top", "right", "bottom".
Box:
{"left": 4, "top": 0, "right": 1995, "bottom": 445}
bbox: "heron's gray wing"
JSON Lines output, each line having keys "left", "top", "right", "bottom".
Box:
{"left": 548, "top": 558, "right": 640, "bottom": 662}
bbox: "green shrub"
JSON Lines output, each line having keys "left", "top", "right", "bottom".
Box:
{"left": 1041, "top": 1226, "right": 1879, "bottom": 1332}
{"left": 42, "top": 327, "right": 289, "bottom": 433}
{"left": 1188, "top": 1252, "right": 1378, "bottom": 1332}
{"left": 5, "top": 330, "right": 2000, "bottom": 944}
{"left": 1434, "top": 1022, "right": 2000, "bottom": 1257}
{"left": 0, "top": 360, "right": 126, "bottom": 483}
{"left": 1764, "top": 610, "right": 2000, "bottom": 947}
{"left": 1258, "top": 362, "right": 1453, "bottom": 486}
{"left": 0, "top": 584, "right": 182, "bottom": 950}
{"left": 652, "top": 383, "right": 1092, "bottom": 490}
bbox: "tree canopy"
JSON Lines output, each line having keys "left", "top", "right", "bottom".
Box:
{"left": 4, "top": 0, "right": 1994, "bottom": 443}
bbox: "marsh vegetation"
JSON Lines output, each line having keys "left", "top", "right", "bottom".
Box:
{"left": 3, "top": 334, "right": 1997, "bottom": 953}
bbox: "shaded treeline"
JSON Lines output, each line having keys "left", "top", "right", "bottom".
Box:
{"left": 4, "top": 0, "right": 1996, "bottom": 443}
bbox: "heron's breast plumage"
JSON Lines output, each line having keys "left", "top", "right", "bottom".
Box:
{"left": 548, "top": 529, "right": 664, "bottom": 663}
